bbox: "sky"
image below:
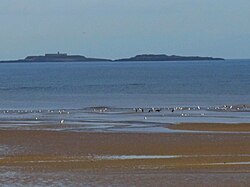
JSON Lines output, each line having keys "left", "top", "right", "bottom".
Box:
{"left": 0, "top": 0, "right": 250, "bottom": 60}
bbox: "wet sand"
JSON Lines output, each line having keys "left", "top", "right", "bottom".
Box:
{"left": 0, "top": 123, "right": 250, "bottom": 186}
{"left": 169, "top": 123, "right": 250, "bottom": 132}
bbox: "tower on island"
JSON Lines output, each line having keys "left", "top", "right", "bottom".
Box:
{"left": 45, "top": 52, "right": 67, "bottom": 57}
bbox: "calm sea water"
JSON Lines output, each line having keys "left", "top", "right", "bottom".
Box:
{"left": 0, "top": 60, "right": 249, "bottom": 131}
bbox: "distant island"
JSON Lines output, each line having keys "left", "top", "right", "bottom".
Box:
{"left": 0, "top": 52, "right": 224, "bottom": 63}
{"left": 0, "top": 52, "right": 111, "bottom": 63}
{"left": 115, "top": 54, "right": 224, "bottom": 61}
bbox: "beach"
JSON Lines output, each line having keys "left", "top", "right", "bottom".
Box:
{"left": 0, "top": 60, "right": 249, "bottom": 186}
{"left": 1, "top": 0, "right": 250, "bottom": 184}
{"left": 168, "top": 123, "right": 250, "bottom": 132}
{"left": 1, "top": 123, "right": 250, "bottom": 186}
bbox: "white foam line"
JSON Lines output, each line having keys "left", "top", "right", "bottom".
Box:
{"left": 23, "top": 160, "right": 83, "bottom": 163}
{"left": 95, "top": 155, "right": 179, "bottom": 160}
{"left": 8, "top": 160, "right": 250, "bottom": 166}
{"left": 92, "top": 154, "right": 250, "bottom": 160}
{"left": 1, "top": 154, "right": 250, "bottom": 163}
{"left": 4, "top": 156, "right": 179, "bottom": 163}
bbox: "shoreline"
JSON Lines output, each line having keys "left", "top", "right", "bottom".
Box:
{"left": 1, "top": 123, "right": 250, "bottom": 166}
{"left": 168, "top": 123, "right": 250, "bottom": 132}
{"left": 1, "top": 123, "right": 250, "bottom": 185}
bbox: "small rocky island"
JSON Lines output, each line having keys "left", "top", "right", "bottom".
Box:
{"left": 0, "top": 52, "right": 111, "bottom": 63}
{"left": 0, "top": 52, "right": 224, "bottom": 63}
{"left": 115, "top": 54, "right": 224, "bottom": 61}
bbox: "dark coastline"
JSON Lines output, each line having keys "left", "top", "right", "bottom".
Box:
{"left": 0, "top": 53, "right": 224, "bottom": 63}
{"left": 115, "top": 54, "right": 224, "bottom": 61}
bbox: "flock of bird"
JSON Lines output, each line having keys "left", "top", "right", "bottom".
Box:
{"left": 0, "top": 104, "right": 248, "bottom": 124}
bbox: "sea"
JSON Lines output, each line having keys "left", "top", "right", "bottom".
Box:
{"left": 0, "top": 59, "right": 249, "bottom": 132}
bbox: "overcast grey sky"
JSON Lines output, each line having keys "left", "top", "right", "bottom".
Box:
{"left": 0, "top": 0, "right": 250, "bottom": 60}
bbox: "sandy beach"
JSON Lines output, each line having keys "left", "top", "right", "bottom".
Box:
{"left": 1, "top": 123, "right": 250, "bottom": 186}
{"left": 168, "top": 123, "right": 250, "bottom": 132}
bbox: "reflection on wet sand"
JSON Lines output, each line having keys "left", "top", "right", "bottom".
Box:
{"left": 0, "top": 127, "right": 250, "bottom": 186}
{"left": 0, "top": 104, "right": 250, "bottom": 133}
{"left": 169, "top": 123, "right": 250, "bottom": 132}
{"left": 0, "top": 105, "right": 250, "bottom": 186}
